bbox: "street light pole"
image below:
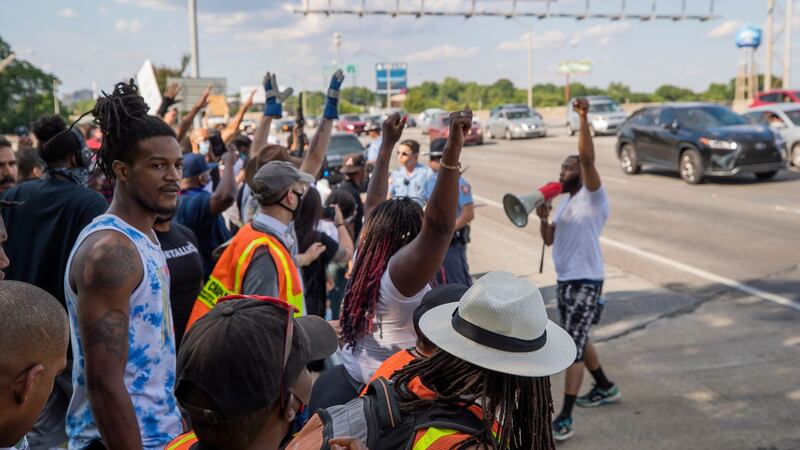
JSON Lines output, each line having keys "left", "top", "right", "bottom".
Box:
{"left": 783, "top": 0, "right": 793, "bottom": 88}
{"left": 188, "top": 0, "right": 199, "bottom": 78}
{"left": 53, "top": 79, "right": 60, "bottom": 115}
{"left": 527, "top": 26, "right": 533, "bottom": 109}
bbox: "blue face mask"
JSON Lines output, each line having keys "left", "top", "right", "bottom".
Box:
{"left": 198, "top": 140, "right": 210, "bottom": 156}
{"left": 291, "top": 404, "right": 309, "bottom": 435}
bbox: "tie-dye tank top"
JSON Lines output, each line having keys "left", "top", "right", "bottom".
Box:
{"left": 64, "top": 214, "right": 181, "bottom": 449}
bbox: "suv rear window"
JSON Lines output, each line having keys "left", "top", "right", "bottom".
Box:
{"left": 328, "top": 135, "right": 364, "bottom": 155}
{"left": 589, "top": 103, "right": 621, "bottom": 113}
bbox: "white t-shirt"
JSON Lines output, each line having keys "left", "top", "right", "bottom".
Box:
{"left": 341, "top": 270, "right": 430, "bottom": 384}
{"left": 552, "top": 185, "right": 609, "bottom": 282}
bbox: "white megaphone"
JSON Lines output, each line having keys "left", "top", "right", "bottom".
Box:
{"left": 503, "top": 182, "right": 563, "bottom": 227}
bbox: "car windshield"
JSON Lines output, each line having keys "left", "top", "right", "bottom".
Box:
{"left": 785, "top": 109, "right": 800, "bottom": 126}
{"left": 674, "top": 106, "right": 748, "bottom": 128}
{"left": 507, "top": 111, "right": 532, "bottom": 119}
{"left": 342, "top": 115, "right": 360, "bottom": 121}
{"left": 440, "top": 116, "right": 451, "bottom": 126}
{"left": 363, "top": 115, "right": 380, "bottom": 121}
{"left": 328, "top": 135, "right": 364, "bottom": 155}
{"left": 589, "top": 103, "right": 621, "bottom": 113}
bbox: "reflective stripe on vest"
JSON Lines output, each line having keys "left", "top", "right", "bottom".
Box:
{"left": 165, "top": 431, "right": 197, "bottom": 450}
{"left": 412, "top": 428, "right": 460, "bottom": 450}
{"left": 186, "top": 224, "right": 304, "bottom": 331}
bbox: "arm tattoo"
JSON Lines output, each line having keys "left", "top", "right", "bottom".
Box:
{"left": 86, "top": 310, "right": 128, "bottom": 359}
{"left": 87, "top": 242, "right": 137, "bottom": 290}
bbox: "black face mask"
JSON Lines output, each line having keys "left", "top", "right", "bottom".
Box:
{"left": 278, "top": 189, "right": 304, "bottom": 219}
{"left": 291, "top": 190, "right": 304, "bottom": 220}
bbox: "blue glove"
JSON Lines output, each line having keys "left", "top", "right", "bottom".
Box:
{"left": 323, "top": 69, "right": 345, "bottom": 120}
{"left": 263, "top": 72, "right": 294, "bottom": 118}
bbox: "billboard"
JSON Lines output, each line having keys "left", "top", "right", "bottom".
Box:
{"left": 558, "top": 60, "right": 592, "bottom": 75}
{"left": 736, "top": 25, "right": 762, "bottom": 48}
{"left": 166, "top": 77, "right": 227, "bottom": 112}
{"left": 376, "top": 63, "right": 407, "bottom": 94}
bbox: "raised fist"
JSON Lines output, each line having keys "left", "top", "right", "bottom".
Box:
{"left": 573, "top": 97, "right": 590, "bottom": 117}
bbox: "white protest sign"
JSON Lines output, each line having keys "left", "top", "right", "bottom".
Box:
{"left": 136, "top": 59, "right": 162, "bottom": 115}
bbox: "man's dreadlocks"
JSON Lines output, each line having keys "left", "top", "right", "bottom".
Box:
{"left": 339, "top": 197, "right": 423, "bottom": 349}
{"left": 392, "top": 350, "right": 556, "bottom": 450}
{"left": 92, "top": 79, "right": 175, "bottom": 180}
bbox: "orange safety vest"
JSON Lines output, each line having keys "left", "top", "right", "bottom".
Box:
{"left": 186, "top": 223, "right": 304, "bottom": 331}
{"left": 165, "top": 431, "right": 197, "bottom": 450}
{"left": 360, "top": 348, "right": 417, "bottom": 396}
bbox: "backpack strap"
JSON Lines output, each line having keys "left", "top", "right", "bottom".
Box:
{"left": 364, "top": 377, "right": 403, "bottom": 429}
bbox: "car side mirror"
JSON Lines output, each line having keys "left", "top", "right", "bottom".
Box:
{"left": 663, "top": 120, "right": 680, "bottom": 131}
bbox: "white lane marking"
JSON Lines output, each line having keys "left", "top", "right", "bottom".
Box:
{"left": 603, "top": 176, "right": 630, "bottom": 184}
{"left": 774, "top": 205, "right": 800, "bottom": 216}
{"left": 474, "top": 194, "right": 800, "bottom": 312}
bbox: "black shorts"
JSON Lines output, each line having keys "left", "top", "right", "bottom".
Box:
{"left": 557, "top": 279, "right": 604, "bottom": 362}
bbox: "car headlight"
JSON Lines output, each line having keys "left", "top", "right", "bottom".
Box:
{"left": 521, "top": 124, "right": 529, "bottom": 130}
{"left": 699, "top": 137, "right": 738, "bottom": 150}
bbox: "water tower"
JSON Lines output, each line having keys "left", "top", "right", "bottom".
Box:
{"left": 734, "top": 25, "right": 762, "bottom": 103}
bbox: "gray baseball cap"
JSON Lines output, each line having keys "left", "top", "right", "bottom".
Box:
{"left": 252, "top": 161, "right": 315, "bottom": 205}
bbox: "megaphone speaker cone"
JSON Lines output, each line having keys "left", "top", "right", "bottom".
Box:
{"left": 503, "top": 193, "right": 529, "bottom": 228}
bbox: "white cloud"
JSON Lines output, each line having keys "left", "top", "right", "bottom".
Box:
{"left": 115, "top": 19, "right": 143, "bottom": 33}
{"left": 405, "top": 45, "right": 479, "bottom": 62}
{"left": 707, "top": 20, "right": 742, "bottom": 38}
{"left": 199, "top": 12, "right": 251, "bottom": 34}
{"left": 498, "top": 30, "right": 567, "bottom": 51}
{"left": 597, "top": 36, "right": 612, "bottom": 46}
{"left": 58, "top": 8, "right": 78, "bottom": 18}
{"left": 114, "top": 0, "right": 177, "bottom": 12}
{"left": 99, "top": 5, "right": 109, "bottom": 14}
{"left": 582, "top": 22, "right": 631, "bottom": 38}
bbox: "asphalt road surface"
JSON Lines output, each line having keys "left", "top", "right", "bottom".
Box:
{"left": 394, "top": 125, "right": 800, "bottom": 449}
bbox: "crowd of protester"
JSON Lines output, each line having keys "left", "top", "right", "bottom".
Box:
{"left": 0, "top": 66, "right": 618, "bottom": 450}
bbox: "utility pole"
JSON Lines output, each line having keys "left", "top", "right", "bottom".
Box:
{"left": 188, "top": 0, "right": 199, "bottom": 78}
{"left": 764, "top": 0, "right": 774, "bottom": 89}
{"left": 386, "top": 65, "right": 392, "bottom": 109}
{"left": 53, "top": 79, "right": 60, "bottom": 115}
{"left": 333, "top": 33, "right": 342, "bottom": 66}
{"left": 527, "top": 26, "right": 533, "bottom": 109}
{"left": 783, "top": 0, "right": 792, "bottom": 88}
{"left": 0, "top": 53, "right": 15, "bottom": 74}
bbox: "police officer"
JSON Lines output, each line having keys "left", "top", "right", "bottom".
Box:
{"left": 423, "top": 138, "right": 475, "bottom": 285}
{"left": 389, "top": 139, "right": 432, "bottom": 202}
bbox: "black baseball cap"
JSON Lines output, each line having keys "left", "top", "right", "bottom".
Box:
{"left": 413, "top": 284, "right": 468, "bottom": 331}
{"left": 426, "top": 138, "right": 447, "bottom": 160}
{"left": 175, "top": 297, "right": 337, "bottom": 423}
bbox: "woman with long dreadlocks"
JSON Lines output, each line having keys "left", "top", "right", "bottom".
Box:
{"left": 309, "top": 109, "right": 474, "bottom": 411}
{"left": 289, "top": 272, "right": 576, "bottom": 450}
{"left": 65, "top": 80, "right": 184, "bottom": 449}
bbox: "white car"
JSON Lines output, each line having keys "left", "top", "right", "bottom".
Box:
{"left": 417, "top": 108, "right": 447, "bottom": 134}
{"left": 743, "top": 103, "right": 800, "bottom": 167}
{"left": 486, "top": 108, "right": 547, "bottom": 140}
{"left": 567, "top": 96, "right": 627, "bottom": 136}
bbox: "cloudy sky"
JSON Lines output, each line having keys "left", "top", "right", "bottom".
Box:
{"left": 2, "top": 0, "right": 798, "bottom": 96}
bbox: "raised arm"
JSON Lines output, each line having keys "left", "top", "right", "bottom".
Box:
{"left": 251, "top": 72, "right": 292, "bottom": 159}
{"left": 365, "top": 113, "right": 406, "bottom": 220}
{"left": 209, "top": 147, "right": 238, "bottom": 216}
{"left": 388, "top": 108, "right": 472, "bottom": 296}
{"left": 71, "top": 231, "right": 143, "bottom": 450}
{"left": 332, "top": 204, "right": 354, "bottom": 263}
{"left": 221, "top": 90, "right": 255, "bottom": 143}
{"left": 157, "top": 83, "right": 181, "bottom": 118}
{"left": 574, "top": 98, "right": 601, "bottom": 192}
{"left": 176, "top": 85, "right": 211, "bottom": 143}
{"left": 300, "top": 70, "right": 344, "bottom": 177}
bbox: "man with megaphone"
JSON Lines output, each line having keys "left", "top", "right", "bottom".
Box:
{"left": 537, "top": 98, "right": 619, "bottom": 442}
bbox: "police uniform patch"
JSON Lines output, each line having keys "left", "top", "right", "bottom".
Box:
{"left": 461, "top": 184, "right": 471, "bottom": 195}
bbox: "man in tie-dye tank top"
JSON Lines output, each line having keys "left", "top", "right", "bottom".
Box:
{"left": 64, "top": 81, "right": 184, "bottom": 450}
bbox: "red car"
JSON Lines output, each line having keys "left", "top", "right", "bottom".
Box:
{"left": 336, "top": 114, "right": 367, "bottom": 135}
{"left": 750, "top": 89, "right": 800, "bottom": 107}
{"left": 427, "top": 115, "right": 483, "bottom": 145}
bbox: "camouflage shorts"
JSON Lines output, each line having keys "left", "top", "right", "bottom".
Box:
{"left": 557, "top": 280, "right": 604, "bottom": 362}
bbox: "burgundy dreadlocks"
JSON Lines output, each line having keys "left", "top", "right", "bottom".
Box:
{"left": 339, "top": 197, "right": 423, "bottom": 349}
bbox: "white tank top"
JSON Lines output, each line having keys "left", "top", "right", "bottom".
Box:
{"left": 64, "top": 214, "right": 182, "bottom": 450}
